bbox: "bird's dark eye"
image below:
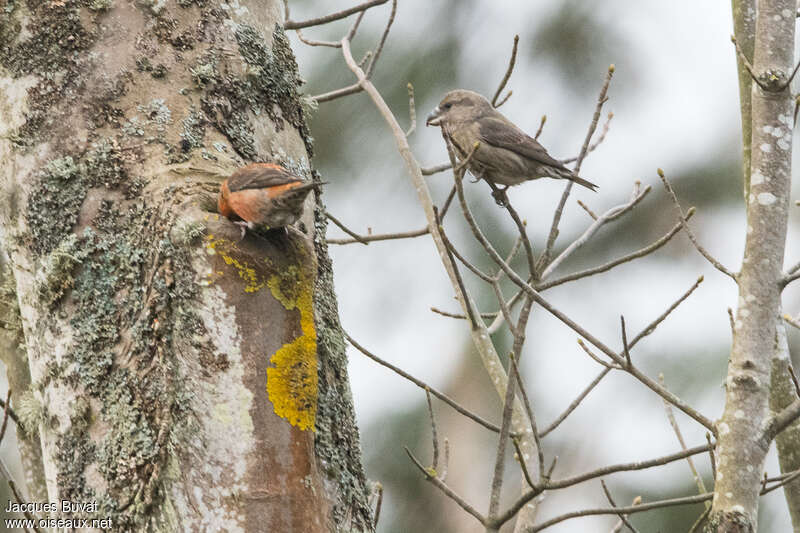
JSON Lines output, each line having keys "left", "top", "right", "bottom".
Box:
{"left": 443, "top": 103, "right": 453, "bottom": 110}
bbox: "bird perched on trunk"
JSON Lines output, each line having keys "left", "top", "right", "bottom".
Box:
{"left": 218, "top": 163, "right": 321, "bottom": 237}
{"left": 426, "top": 89, "right": 597, "bottom": 205}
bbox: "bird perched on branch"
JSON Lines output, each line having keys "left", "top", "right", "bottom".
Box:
{"left": 218, "top": 163, "right": 322, "bottom": 236}
{"left": 426, "top": 89, "right": 597, "bottom": 205}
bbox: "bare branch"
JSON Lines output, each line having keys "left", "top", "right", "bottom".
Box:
{"left": 425, "top": 389, "right": 440, "bottom": 470}
{"left": 538, "top": 65, "right": 615, "bottom": 271}
{"left": 405, "top": 83, "right": 417, "bottom": 136}
{"left": 561, "top": 111, "right": 615, "bottom": 165}
{"left": 492, "top": 35, "right": 520, "bottom": 107}
{"left": 365, "top": 0, "right": 398, "bottom": 78}
{"left": 8, "top": 480, "right": 41, "bottom": 532}
{"left": 601, "top": 480, "right": 641, "bottom": 533}
{"left": 538, "top": 214, "right": 690, "bottom": 290}
{"left": 657, "top": 169, "right": 737, "bottom": 279}
{"left": 534, "top": 115, "right": 547, "bottom": 140}
{"left": 295, "top": 29, "right": 342, "bottom": 48}
{"left": 327, "top": 226, "right": 429, "bottom": 245}
{"left": 540, "top": 183, "right": 651, "bottom": 281}
{"left": 705, "top": 432, "right": 716, "bottom": 481}
{"left": 512, "top": 437, "right": 536, "bottom": 489}
{"left": 312, "top": 83, "right": 362, "bottom": 103}
{"left": 659, "top": 374, "right": 708, "bottom": 499}
{"left": 539, "top": 367, "right": 611, "bottom": 437}
{"left": 422, "top": 162, "right": 452, "bottom": 176}
{"left": 628, "top": 276, "right": 704, "bottom": 349}
{"left": 406, "top": 446, "right": 487, "bottom": 525}
{"left": 511, "top": 354, "right": 545, "bottom": 480}
{"left": 345, "top": 332, "right": 505, "bottom": 433}
{"left": 0, "top": 388, "right": 11, "bottom": 444}
{"left": 495, "top": 91, "right": 513, "bottom": 108}
{"left": 325, "top": 211, "right": 369, "bottom": 245}
{"left": 577, "top": 199, "right": 598, "bottom": 220}
{"left": 284, "top": 0, "right": 389, "bottom": 30}
{"left": 688, "top": 507, "right": 711, "bottom": 533}
{"left": 514, "top": 493, "right": 712, "bottom": 532}
{"left": 621, "top": 316, "right": 632, "bottom": 369}
{"left": 763, "top": 398, "right": 800, "bottom": 443}
{"left": 578, "top": 339, "right": 622, "bottom": 370}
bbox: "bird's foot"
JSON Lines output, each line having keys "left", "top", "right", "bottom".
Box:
{"left": 491, "top": 187, "right": 509, "bottom": 207}
{"left": 233, "top": 221, "right": 250, "bottom": 240}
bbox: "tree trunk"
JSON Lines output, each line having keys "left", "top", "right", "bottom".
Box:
{"left": 770, "top": 321, "right": 800, "bottom": 532}
{"left": 731, "top": 0, "right": 755, "bottom": 196}
{"left": 711, "top": 0, "right": 795, "bottom": 530}
{"left": 0, "top": 1, "right": 372, "bottom": 531}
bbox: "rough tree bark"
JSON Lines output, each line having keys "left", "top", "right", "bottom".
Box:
{"left": 0, "top": 1, "right": 371, "bottom": 531}
{"left": 712, "top": 0, "right": 796, "bottom": 530}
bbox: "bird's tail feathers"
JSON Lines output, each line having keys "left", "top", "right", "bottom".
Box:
{"left": 568, "top": 174, "right": 598, "bottom": 192}
{"left": 549, "top": 167, "right": 598, "bottom": 191}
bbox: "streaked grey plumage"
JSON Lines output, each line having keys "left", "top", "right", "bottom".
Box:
{"left": 426, "top": 90, "right": 597, "bottom": 202}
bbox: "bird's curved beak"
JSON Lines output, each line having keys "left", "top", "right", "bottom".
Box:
{"left": 426, "top": 106, "right": 442, "bottom": 127}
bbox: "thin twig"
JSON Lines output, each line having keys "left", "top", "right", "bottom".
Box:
{"left": 430, "top": 307, "right": 498, "bottom": 320}
{"left": 372, "top": 483, "right": 384, "bottom": 528}
{"left": 577, "top": 199, "right": 598, "bottom": 220}
{"left": 784, "top": 314, "right": 800, "bottom": 331}
{"left": 540, "top": 367, "right": 611, "bottom": 437}
{"left": 9, "top": 480, "right": 41, "bottom": 532}
{"left": 327, "top": 226, "right": 429, "bottom": 245}
{"left": 345, "top": 332, "right": 504, "bottom": 433}
{"left": 601, "top": 480, "right": 641, "bottom": 533}
{"left": 658, "top": 169, "right": 736, "bottom": 279}
{"left": 538, "top": 65, "right": 615, "bottom": 272}
{"left": 313, "top": 83, "right": 362, "bottom": 103}
{"left": 405, "top": 447, "right": 487, "bottom": 525}
{"left": 534, "top": 115, "right": 547, "bottom": 140}
{"left": 0, "top": 394, "right": 20, "bottom": 428}
{"left": 659, "top": 374, "right": 708, "bottom": 503}
{"left": 365, "top": 0, "right": 397, "bottom": 78}
{"left": 578, "top": 339, "right": 622, "bottom": 370}
{"left": 325, "top": 211, "right": 369, "bottom": 245}
{"left": 495, "top": 91, "right": 513, "bottom": 108}
{"left": 540, "top": 183, "right": 652, "bottom": 281}
{"left": 502, "top": 492, "right": 712, "bottom": 531}
{"left": 705, "top": 432, "right": 716, "bottom": 481}
{"left": 422, "top": 163, "right": 452, "bottom": 176}
{"left": 284, "top": 0, "right": 389, "bottom": 29}
{"left": 561, "top": 112, "right": 615, "bottom": 165}
{"left": 620, "top": 316, "right": 632, "bottom": 369}
{"left": 492, "top": 35, "right": 520, "bottom": 107}
{"left": 538, "top": 215, "right": 689, "bottom": 290}
{"left": 628, "top": 276, "right": 704, "bottom": 349}
{"left": 688, "top": 507, "right": 711, "bottom": 533}
{"left": 425, "top": 389, "right": 440, "bottom": 470}
{"left": 295, "top": 29, "right": 342, "bottom": 48}
{"left": 511, "top": 354, "right": 545, "bottom": 480}
{"left": 405, "top": 83, "right": 417, "bottom": 136}
{"left": 789, "top": 365, "right": 800, "bottom": 400}
{"left": 512, "top": 437, "right": 536, "bottom": 489}
{"left": 0, "top": 389, "right": 11, "bottom": 444}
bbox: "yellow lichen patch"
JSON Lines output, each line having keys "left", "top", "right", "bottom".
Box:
{"left": 267, "top": 261, "right": 318, "bottom": 431}
{"left": 205, "top": 236, "right": 268, "bottom": 293}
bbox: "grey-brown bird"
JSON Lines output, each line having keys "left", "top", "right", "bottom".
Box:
{"left": 426, "top": 90, "right": 597, "bottom": 204}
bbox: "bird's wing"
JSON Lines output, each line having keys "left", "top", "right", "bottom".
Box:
{"left": 477, "top": 117, "right": 570, "bottom": 171}
{"left": 226, "top": 163, "right": 303, "bottom": 192}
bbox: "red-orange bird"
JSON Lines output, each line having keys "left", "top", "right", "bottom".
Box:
{"left": 218, "top": 163, "right": 321, "bottom": 235}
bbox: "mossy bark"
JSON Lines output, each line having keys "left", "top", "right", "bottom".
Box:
{"left": 0, "top": 1, "right": 371, "bottom": 531}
